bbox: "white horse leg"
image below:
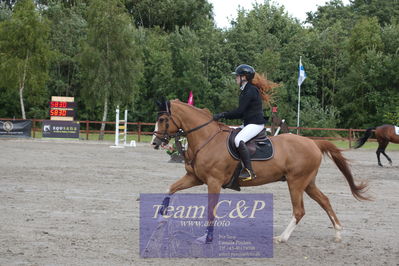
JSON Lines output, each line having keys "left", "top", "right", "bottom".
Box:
{"left": 330, "top": 215, "right": 343, "bottom": 242}
{"left": 274, "top": 216, "right": 297, "bottom": 243}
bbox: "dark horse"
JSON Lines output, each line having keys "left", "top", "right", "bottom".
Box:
{"left": 153, "top": 100, "right": 370, "bottom": 243}
{"left": 271, "top": 114, "right": 289, "bottom": 135}
{"left": 354, "top": 124, "right": 399, "bottom": 167}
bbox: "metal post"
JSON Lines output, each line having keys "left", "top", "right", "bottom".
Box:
{"left": 115, "top": 106, "right": 120, "bottom": 146}
{"left": 296, "top": 83, "right": 301, "bottom": 135}
{"left": 32, "top": 120, "right": 36, "bottom": 138}
{"left": 349, "top": 128, "right": 352, "bottom": 149}
{"left": 138, "top": 122, "right": 141, "bottom": 142}
{"left": 124, "top": 109, "right": 128, "bottom": 145}
{"left": 86, "top": 120, "right": 89, "bottom": 140}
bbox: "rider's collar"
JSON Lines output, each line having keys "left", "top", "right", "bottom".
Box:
{"left": 240, "top": 81, "right": 247, "bottom": 90}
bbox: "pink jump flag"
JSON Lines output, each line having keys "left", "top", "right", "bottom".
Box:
{"left": 187, "top": 91, "right": 194, "bottom": 106}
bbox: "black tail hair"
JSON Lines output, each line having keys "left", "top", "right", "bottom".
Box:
{"left": 354, "top": 127, "right": 375, "bottom": 149}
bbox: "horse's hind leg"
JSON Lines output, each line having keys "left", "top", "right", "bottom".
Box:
{"left": 379, "top": 141, "right": 392, "bottom": 166}
{"left": 376, "top": 140, "right": 389, "bottom": 167}
{"left": 305, "top": 181, "right": 342, "bottom": 242}
{"left": 382, "top": 150, "right": 393, "bottom": 166}
{"left": 274, "top": 179, "right": 306, "bottom": 243}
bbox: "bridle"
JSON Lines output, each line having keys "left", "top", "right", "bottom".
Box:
{"left": 154, "top": 110, "right": 214, "bottom": 144}
{"left": 153, "top": 103, "right": 226, "bottom": 167}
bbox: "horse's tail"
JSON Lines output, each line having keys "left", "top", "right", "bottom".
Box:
{"left": 354, "top": 127, "right": 375, "bottom": 149}
{"left": 314, "top": 140, "right": 371, "bottom": 201}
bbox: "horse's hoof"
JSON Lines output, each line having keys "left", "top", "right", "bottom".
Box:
{"left": 334, "top": 236, "right": 342, "bottom": 243}
{"left": 273, "top": 236, "right": 286, "bottom": 243}
{"left": 195, "top": 234, "right": 207, "bottom": 244}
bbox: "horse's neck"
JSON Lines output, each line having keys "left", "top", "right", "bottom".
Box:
{"left": 173, "top": 105, "right": 219, "bottom": 148}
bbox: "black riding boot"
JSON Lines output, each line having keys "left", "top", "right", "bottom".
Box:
{"left": 238, "top": 141, "right": 256, "bottom": 181}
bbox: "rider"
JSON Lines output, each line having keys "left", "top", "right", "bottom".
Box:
{"left": 213, "top": 64, "right": 276, "bottom": 181}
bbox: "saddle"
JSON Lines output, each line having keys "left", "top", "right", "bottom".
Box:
{"left": 223, "top": 128, "right": 274, "bottom": 192}
{"left": 226, "top": 128, "right": 274, "bottom": 161}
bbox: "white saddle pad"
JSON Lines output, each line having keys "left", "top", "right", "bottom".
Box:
{"left": 395, "top": 126, "right": 399, "bottom": 135}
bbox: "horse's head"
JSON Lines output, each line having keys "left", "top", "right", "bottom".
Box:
{"left": 152, "top": 100, "right": 181, "bottom": 149}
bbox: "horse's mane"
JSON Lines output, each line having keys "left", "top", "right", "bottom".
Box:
{"left": 171, "top": 99, "right": 232, "bottom": 131}
{"left": 171, "top": 99, "right": 212, "bottom": 118}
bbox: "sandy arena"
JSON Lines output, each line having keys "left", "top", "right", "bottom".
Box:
{"left": 0, "top": 138, "right": 398, "bottom": 265}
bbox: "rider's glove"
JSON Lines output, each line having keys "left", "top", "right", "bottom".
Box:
{"left": 213, "top": 112, "right": 226, "bottom": 121}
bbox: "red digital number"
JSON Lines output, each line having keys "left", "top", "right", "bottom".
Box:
{"left": 50, "top": 109, "right": 68, "bottom": 116}
{"left": 50, "top": 101, "right": 69, "bottom": 108}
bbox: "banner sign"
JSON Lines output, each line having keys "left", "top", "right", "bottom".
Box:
{"left": 42, "top": 120, "right": 80, "bottom": 139}
{"left": 140, "top": 193, "right": 273, "bottom": 258}
{"left": 0, "top": 120, "right": 32, "bottom": 138}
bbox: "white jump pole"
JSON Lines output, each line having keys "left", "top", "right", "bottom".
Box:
{"left": 110, "top": 106, "right": 124, "bottom": 148}
{"left": 274, "top": 119, "right": 285, "bottom": 136}
{"left": 111, "top": 106, "right": 134, "bottom": 148}
{"left": 115, "top": 106, "right": 120, "bottom": 146}
{"left": 124, "top": 109, "right": 127, "bottom": 145}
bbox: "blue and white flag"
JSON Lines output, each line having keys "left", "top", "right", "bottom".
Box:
{"left": 298, "top": 57, "right": 306, "bottom": 87}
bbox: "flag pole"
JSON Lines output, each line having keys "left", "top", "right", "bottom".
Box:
{"left": 297, "top": 81, "right": 301, "bottom": 135}
{"left": 296, "top": 56, "right": 302, "bottom": 134}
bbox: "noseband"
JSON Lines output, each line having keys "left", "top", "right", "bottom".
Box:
{"left": 154, "top": 110, "right": 214, "bottom": 143}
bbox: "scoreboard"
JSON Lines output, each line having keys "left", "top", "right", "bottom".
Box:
{"left": 43, "top": 96, "right": 79, "bottom": 139}
{"left": 49, "top": 96, "right": 76, "bottom": 121}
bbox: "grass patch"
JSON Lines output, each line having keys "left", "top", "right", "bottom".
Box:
{"left": 330, "top": 140, "right": 399, "bottom": 150}
{"left": 32, "top": 131, "right": 154, "bottom": 143}
{"left": 31, "top": 130, "right": 399, "bottom": 150}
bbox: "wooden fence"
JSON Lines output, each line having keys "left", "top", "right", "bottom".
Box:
{"left": 1, "top": 118, "right": 375, "bottom": 148}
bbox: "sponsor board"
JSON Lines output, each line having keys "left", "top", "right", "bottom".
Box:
{"left": 0, "top": 120, "right": 31, "bottom": 138}
{"left": 42, "top": 120, "right": 80, "bottom": 139}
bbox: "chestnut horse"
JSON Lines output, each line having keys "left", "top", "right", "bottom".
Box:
{"left": 153, "top": 99, "right": 369, "bottom": 243}
{"left": 354, "top": 124, "right": 399, "bottom": 167}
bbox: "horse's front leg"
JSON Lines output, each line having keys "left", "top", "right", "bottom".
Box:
{"left": 197, "top": 177, "right": 222, "bottom": 244}
{"left": 159, "top": 173, "right": 203, "bottom": 215}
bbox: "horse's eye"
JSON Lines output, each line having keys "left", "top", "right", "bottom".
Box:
{"left": 159, "top": 118, "right": 164, "bottom": 123}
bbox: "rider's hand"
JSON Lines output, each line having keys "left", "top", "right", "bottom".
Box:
{"left": 213, "top": 112, "right": 226, "bottom": 121}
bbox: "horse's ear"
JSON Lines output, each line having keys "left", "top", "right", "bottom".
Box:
{"left": 155, "top": 97, "right": 167, "bottom": 111}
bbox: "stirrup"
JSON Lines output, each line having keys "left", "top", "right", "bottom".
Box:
{"left": 239, "top": 168, "right": 256, "bottom": 181}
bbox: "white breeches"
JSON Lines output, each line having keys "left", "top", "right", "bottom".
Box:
{"left": 235, "top": 124, "right": 265, "bottom": 148}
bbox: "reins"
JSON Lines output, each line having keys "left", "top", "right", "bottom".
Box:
{"left": 154, "top": 109, "right": 229, "bottom": 168}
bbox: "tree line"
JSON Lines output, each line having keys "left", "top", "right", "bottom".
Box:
{"left": 0, "top": 0, "right": 398, "bottom": 133}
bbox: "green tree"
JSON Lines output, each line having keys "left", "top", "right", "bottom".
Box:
{"left": 79, "top": 0, "right": 142, "bottom": 139}
{"left": 0, "top": 2, "right": 12, "bottom": 21}
{"left": 125, "top": 0, "right": 213, "bottom": 31}
{"left": 0, "top": 0, "right": 52, "bottom": 119}
{"left": 132, "top": 27, "right": 174, "bottom": 121}
{"left": 306, "top": 0, "right": 355, "bottom": 31}
{"left": 169, "top": 26, "right": 211, "bottom": 108}
{"left": 350, "top": 0, "right": 399, "bottom": 26}
{"left": 43, "top": 1, "right": 87, "bottom": 97}
{"left": 348, "top": 17, "right": 382, "bottom": 62}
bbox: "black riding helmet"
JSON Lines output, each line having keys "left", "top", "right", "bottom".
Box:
{"left": 232, "top": 64, "right": 255, "bottom": 81}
